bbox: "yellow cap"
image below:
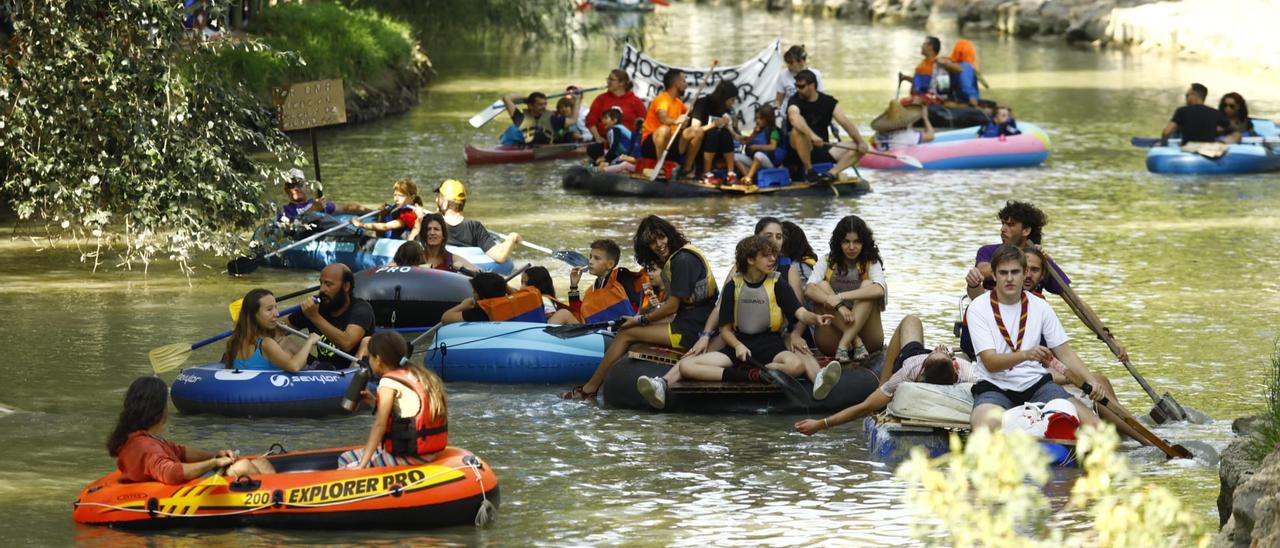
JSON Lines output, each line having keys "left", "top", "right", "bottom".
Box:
{"left": 436, "top": 179, "right": 467, "bottom": 202}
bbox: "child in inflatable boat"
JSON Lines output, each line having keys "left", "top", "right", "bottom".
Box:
{"left": 340, "top": 332, "right": 448, "bottom": 469}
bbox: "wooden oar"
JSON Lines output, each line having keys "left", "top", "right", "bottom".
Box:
{"left": 829, "top": 142, "right": 924, "bottom": 169}
{"left": 487, "top": 231, "right": 589, "bottom": 267}
{"left": 227, "top": 210, "right": 379, "bottom": 276}
{"left": 1080, "top": 383, "right": 1193, "bottom": 459}
{"left": 647, "top": 60, "right": 719, "bottom": 182}
{"left": 149, "top": 304, "right": 303, "bottom": 373}
{"left": 468, "top": 86, "right": 605, "bottom": 129}
{"left": 229, "top": 285, "right": 319, "bottom": 321}
{"left": 1039, "top": 247, "right": 1191, "bottom": 424}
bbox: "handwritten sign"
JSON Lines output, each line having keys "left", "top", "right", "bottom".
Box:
{"left": 274, "top": 79, "right": 347, "bottom": 131}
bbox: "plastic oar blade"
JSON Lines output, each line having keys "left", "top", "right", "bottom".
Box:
{"left": 544, "top": 321, "right": 613, "bottom": 339}
{"left": 1131, "top": 137, "right": 1161, "bottom": 147}
{"left": 226, "top": 255, "right": 260, "bottom": 276}
{"left": 552, "top": 250, "right": 590, "bottom": 268}
{"left": 895, "top": 153, "right": 924, "bottom": 169}
{"left": 149, "top": 343, "right": 195, "bottom": 374}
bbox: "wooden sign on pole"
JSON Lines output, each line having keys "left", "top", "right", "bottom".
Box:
{"left": 274, "top": 79, "right": 347, "bottom": 132}
{"left": 273, "top": 79, "right": 347, "bottom": 182}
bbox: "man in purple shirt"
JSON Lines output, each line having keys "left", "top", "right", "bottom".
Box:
{"left": 276, "top": 168, "right": 367, "bottom": 223}
{"left": 959, "top": 200, "right": 1125, "bottom": 361}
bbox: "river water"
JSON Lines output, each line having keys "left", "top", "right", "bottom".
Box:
{"left": 3, "top": 3, "right": 1279, "bottom": 545}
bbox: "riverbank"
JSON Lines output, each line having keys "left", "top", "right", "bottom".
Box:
{"left": 757, "top": 0, "right": 1279, "bottom": 70}
{"left": 1216, "top": 348, "right": 1280, "bottom": 545}
{"left": 209, "top": 3, "right": 432, "bottom": 125}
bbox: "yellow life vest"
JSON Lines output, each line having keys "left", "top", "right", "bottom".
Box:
{"left": 660, "top": 244, "right": 718, "bottom": 306}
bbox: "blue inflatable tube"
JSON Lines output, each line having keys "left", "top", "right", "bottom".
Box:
{"left": 258, "top": 214, "right": 513, "bottom": 274}
{"left": 1147, "top": 119, "right": 1280, "bottom": 175}
{"left": 171, "top": 363, "right": 363, "bottom": 417}
{"left": 862, "top": 416, "right": 1075, "bottom": 467}
{"left": 413, "top": 322, "right": 609, "bottom": 384}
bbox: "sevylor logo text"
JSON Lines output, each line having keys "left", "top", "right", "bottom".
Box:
{"left": 175, "top": 373, "right": 201, "bottom": 384}
{"left": 269, "top": 374, "right": 343, "bottom": 388}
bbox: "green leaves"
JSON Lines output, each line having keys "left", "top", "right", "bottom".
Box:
{"left": 0, "top": 0, "right": 303, "bottom": 272}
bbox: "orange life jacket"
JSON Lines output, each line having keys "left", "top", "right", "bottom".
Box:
{"left": 580, "top": 268, "right": 647, "bottom": 323}
{"left": 379, "top": 369, "right": 447, "bottom": 457}
{"left": 476, "top": 286, "right": 546, "bottom": 323}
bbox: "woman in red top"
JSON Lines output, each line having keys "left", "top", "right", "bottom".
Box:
{"left": 585, "top": 69, "right": 647, "bottom": 144}
{"left": 107, "top": 377, "right": 274, "bottom": 485}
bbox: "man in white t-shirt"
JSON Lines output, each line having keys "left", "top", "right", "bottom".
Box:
{"left": 966, "top": 245, "right": 1108, "bottom": 431}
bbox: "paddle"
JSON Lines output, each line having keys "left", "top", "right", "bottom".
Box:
{"left": 149, "top": 304, "right": 304, "bottom": 373}
{"left": 487, "top": 231, "right": 589, "bottom": 267}
{"left": 646, "top": 59, "right": 720, "bottom": 182}
{"left": 229, "top": 285, "right": 319, "bottom": 322}
{"left": 1131, "top": 136, "right": 1278, "bottom": 147}
{"left": 1081, "top": 383, "right": 1193, "bottom": 459}
{"left": 544, "top": 320, "right": 619, "bottom": 339}
{"left": 275, "top": 324, "right": 365, "bottom": 365}
{"left": 468, "top": 86, "right": 605, "bottom": 129}
{"left": 829, "top": 142, "right": 924, "bottom": 169}
{"left": 1039, "top": 247, "right": 1193, "bottom": 424}
{"left": 228, "top": 210, "right": 380, "bottom": 276}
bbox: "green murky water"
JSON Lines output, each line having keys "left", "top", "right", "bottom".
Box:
{"left": 2, "top": 3, "right": 1279, "bottom": 544}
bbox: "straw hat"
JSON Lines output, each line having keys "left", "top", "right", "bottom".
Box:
{"left": 870, "top": 100, "right": 925, "bottom": 132}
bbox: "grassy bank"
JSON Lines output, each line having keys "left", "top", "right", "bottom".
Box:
{"left": 1250, "top": 341, "right": 1280, "bottom": 461}
{"left": 209, "top": 2, "right": 420, "bottom": 95}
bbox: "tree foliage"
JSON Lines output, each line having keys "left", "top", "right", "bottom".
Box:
{"left": 0, "top": 1, "right": 302, "bottom": 273}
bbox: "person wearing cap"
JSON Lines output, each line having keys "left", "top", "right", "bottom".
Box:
{"left": 418, "top": 179, "right": 521, "bottom": 264}
{"left": 277, "top": 168, "right": 335, "bottom": 222}
{"left": 870, "top": 101, "right": 934, "bottom": 151}
{"left": 276, "top": 168, "right": 366, "bottom": 223}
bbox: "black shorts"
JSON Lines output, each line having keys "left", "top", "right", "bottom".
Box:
{"left": 719, "top": 331, "right": 788, "bottom": 365}
{"left": 785, "top": 144, "right": 835, "bottom": 172}
{"left": 893, "top": 341, "right": 929, "bottom": 373}
{"left": 971, "top": 374, "right": 1060, "bottom": 408}
{"left": 699, "top": 128, "right": 736, "bottom": 156}
{"left": 667, "top": 303, "right": 712, "bottom": 350}
{"left": 641, "top": 133, "right": 683, "bottom": 163}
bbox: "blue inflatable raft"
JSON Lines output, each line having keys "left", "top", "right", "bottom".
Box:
{"left": 1147, "top": 119, "right": 1280, "bottom": 175}
{"left": 862, "top": 415, "right": 1075, "bottom": 467}
{"left": 258, "top": 214, "right": 513, "bottom": 274}
{"left": 413, "top": 322, "right": 609, "bottom": 384}
{"left": 171, "top": 363, "right": 364, "bottom": 418}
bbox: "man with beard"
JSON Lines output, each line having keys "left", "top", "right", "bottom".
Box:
{"left": 284, "top": 263, "right": 375, "bottom": 370}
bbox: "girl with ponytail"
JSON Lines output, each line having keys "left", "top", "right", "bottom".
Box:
{"left": 339, "top": 332, "right": 449, "bottom": 469}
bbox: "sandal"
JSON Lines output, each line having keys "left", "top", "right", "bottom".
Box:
{"left": 560, "top": 385, "right": 598, "bottom": 401}
{"left": 851, "top": 344, "right": 870, "bottom": 362}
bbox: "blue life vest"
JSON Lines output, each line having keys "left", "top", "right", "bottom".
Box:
{"left": 749, "top": 128, "right": 787, "bottom": 165}
{"left": 500, "top": 125, "right": 524, "bottom": 146}
{"left": 950, "top": 62, "right": 980, "bottom": 104}
{"left": 606, "top": 125, "right": 633, "bottom": 162}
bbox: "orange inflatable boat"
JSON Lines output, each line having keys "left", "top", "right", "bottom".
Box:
{"left": 73, "top": 446, "right": 499, "bottom": 530}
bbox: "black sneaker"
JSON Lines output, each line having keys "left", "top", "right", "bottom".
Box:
{"left": 763, "top": 368, "right": 810, "bottom": 406}
{"left": 806, "top": 169, "right": 836, "bottom": 184}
